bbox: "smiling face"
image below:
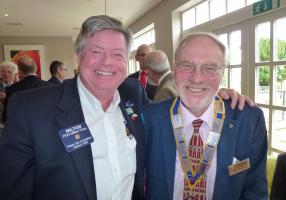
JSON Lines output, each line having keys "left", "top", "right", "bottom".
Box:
{"left": 174, "top": 35, "right": 225, "bottom": 117}
{"left": 77, "top": 29, "right": 127, "bottom": 98}
{"left": 0, "top": 66, "right": 14, "bottom": 84}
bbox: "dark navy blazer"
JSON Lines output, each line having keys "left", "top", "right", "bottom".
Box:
{"left": 0, "top": 77, "right": 149, "bottom": 200}
{"left": 143, "top": 98, "right": 268, "bottom": 200}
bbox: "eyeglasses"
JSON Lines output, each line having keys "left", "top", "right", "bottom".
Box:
{"left": 175, "top": 61, "right": 224, "bottom": 77}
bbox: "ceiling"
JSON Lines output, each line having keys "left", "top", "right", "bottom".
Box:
{"left": 0, "top": 0, "right": 162, "bottom": 37}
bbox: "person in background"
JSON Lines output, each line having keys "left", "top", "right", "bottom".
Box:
{"left": 143, "top": 32, "right": 267, "bottom": 200}
{"left": 0, "top": 61, "right": 18, "bottom": 90}
{"left": 271, "top": 152, "right": 286, "bottom": 200}
{"left": 48, "top": 60, "right": 68, "bottom": 84}
{"left": 2, "top": 56, "right": 50, "bottom": 123}
{"left": 128, "top": 44, "right": 157, "bottom": 100}
{"left": 144, "top": 50, "right": 176, "bottom": 102}
{"left": 0, "top": 61, "right": 18, "bottom": 137}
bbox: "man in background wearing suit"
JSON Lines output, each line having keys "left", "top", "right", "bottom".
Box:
{"left": 271, "top": 152, "right": 286, "bottom": 200}
{"left": 144, "top": 50, "right": 176, "bottom": 102}
{"left": 48, "top": 60, "right": 67, "bottom": 84}
{"left": 143, "top": 32, "right": 268, "bottom": 200}
{"left": 2, "top": 56, "right": 50, "bottom": 122}
{"left": 128, "top": 44, "right": 157, "bottom": 100}
{"left": 0, "top": 15, "right": 149, "bottom": 200}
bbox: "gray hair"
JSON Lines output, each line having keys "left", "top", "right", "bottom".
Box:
{"left": 74, "top": 15, "right": 133, "bottom": 55}
{"left": 144, "top": 50, "right": 170, "bottom": 74}
{"left": 174, "top": 32, "right": 228, "bottom": 66}
{"left": 0, "top": 61, "right": 18, "bottom": 75}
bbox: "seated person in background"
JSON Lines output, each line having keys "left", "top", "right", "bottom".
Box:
{"left": 144, "top": 50, "right": 176, "bottom": 102}
{"left": 271, "top": 152, "right": 286, "bottom": 200}
{"left": 143, "top": 32, "right": 268, "bottom": 200}
{"left": 48, "top": 60, "right": 68, "bottom": 84}
{"left": 2, "top": 56, "right": 50, "bottom": 122}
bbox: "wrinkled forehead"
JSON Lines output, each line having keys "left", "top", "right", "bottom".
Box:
{"left": 1, "top": 66, "right": 13, "bottom": 71}
{"left": 176, "top": 36, "right": 225, "bottom": 63}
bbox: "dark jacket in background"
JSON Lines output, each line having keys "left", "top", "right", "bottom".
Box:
{"left": 271, "top": 152, "right": 286, "bottom": 200}
{"left": 2, "top": 75, "right": 50, "bottom": 122}
{"left": 48, "top": 76, "right": 61, "bottom": 84}
{"left": 128, "top": 71, "right": 157, "bottom": 100}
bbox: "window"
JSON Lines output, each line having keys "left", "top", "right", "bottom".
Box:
{"left": 210, "top": 0, "right": 226, "bottom": 19}
{"left": 254, "top": 18, "right": 286, "bottom": 153}
{"left": 128, "top": 24, "right": 155, "bottom": 75}
{"left": 218, "top": 30, "right": 242, "bottom": 93}
{"left": 182, "top": 0, "right": 263, "bottom": 31}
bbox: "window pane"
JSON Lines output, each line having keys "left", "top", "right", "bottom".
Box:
{"left": 273, "top": 65, "right": 286, "bottom": 107}
{"left": 210, "top": 0, "right": 226, "bottom": 19}
{"left": 218, "top": 33, "right": 228, "bottom": 57}
{"left": 255, "top": 22, "right": 270, "bottom": 62}
{"left": 220, "top": 68, "right": 228, "bottom": 88}
{"left": 274, "top": 17, "right": 286, "bottom": 61}
{"left": 260, "top": 107, "right": 269, "bottom": 132}
{"left": 230, "top": 68, "right": 241, "bottom": 93}
{"left": 272, "top": 109, "right": 286, "bottom": 152}
{"left": 196, "top": 1, "right": 209, "bottom": 25}
{"left": 256, "top": 66, "right": 270, "bottom": 104}
{"left": 182, "top": 8, "right": 195, "bottom": 30}
{"left": 246, "top": 0, "right": 261, "bottom": 5}
{"left": 229, "top": 30, "right": 241, "bottom": 65}
{"left": 227, "top": 0, "right": 244, "bottom": 13}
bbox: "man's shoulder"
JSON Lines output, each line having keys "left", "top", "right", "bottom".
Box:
{"left": 128, "top": 71, "right": 140, "bottom": 79}
{"left": 223, "top": 99, "right": 264, "bottom": 121}
{"left": 11, "top": 78, "right": 73, "bottom": 103}
{"left": 119, "top": 77, "right": 141, "bottom": 93}
{"left": 143, "top": 98, "right": 174, "bottom": 114}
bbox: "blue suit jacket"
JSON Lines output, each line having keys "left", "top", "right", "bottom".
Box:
{"left": 0, "top": 77, "right": 150, "bottom": 200}
{"left": 143, "top": 98, "right": 268, "bottom": 200}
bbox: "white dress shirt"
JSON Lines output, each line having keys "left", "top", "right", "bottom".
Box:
{"left": 77, "top": 77, "right": 136, "bottom": 200}
{"left": 173, "top": 101, "right": 217, "bottom": 200}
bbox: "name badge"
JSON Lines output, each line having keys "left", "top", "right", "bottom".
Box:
{"left": 58, "top": 122, "right": 94, "bottom": 153}
{"left": 228, "top": 158, "right": 250, "bottom": 176}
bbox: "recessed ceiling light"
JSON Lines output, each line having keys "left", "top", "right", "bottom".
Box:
{"left": 4, "top": 14, "right": 8, "bottom": 17}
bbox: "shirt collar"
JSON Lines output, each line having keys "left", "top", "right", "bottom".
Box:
{"left": 158, "top": 70, "right": 171, "bottom": 85}
{"left": 180, "top": 99, "right": 214, "bottom": 129}
{"left": 77, "top": 76, "right": 121, "bottom": 113}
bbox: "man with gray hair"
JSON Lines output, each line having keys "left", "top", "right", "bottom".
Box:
{"left": 143, "top": 32, "right": 267, "bottom": 199}
{"left": 144, "top": 50, "right": 176, "bottom": 102}
{"left": 0, "top": 15, "right": 149, "bottom": 200}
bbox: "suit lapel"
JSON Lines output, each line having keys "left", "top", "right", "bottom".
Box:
{"left": 161, "top": 101, "right": 177, "bottom": 199}
{"left": 55, "top": 78, "right": 96, "bottom": 200}
{"left": 212, "top": 105, "right": 239, "bottom": 200}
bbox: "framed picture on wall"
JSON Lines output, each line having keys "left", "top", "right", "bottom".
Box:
{"left": 3, "top": 45, "right": 46, "bottom": 78}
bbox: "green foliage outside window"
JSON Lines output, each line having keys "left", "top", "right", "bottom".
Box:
{"left": 259, "top": 38, "right": 286, "bottom": 86}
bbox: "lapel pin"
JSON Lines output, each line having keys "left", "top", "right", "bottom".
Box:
{"left": 229, "top": 123, "right": 234, "bottom": 128}
{"left": 131, "top": 113, "right": 138, "bottom": 120}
